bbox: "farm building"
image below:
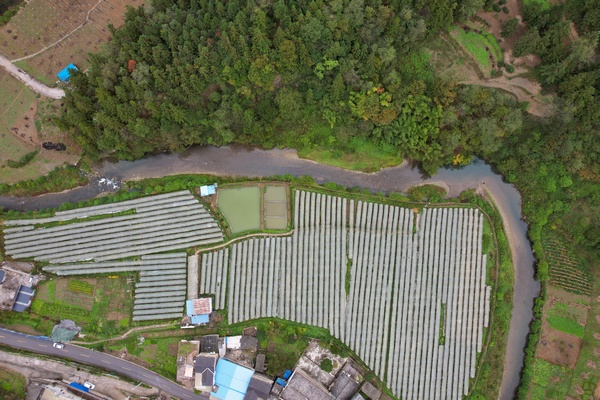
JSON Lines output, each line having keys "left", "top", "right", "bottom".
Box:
{"left": 244, "top": 373, "right": 273, "bottom": 400}
{"left": 57, "top": 64, "right": 78, "bottom": 82}
{"left": 281, "top": 369, "right": 334, "bottom": 400}
{"left": 186, "top": 298, "right": 212, "bottom": 324}
{"left": 0, "top": 265, "right": 38, "bottom": 312}
{"left": 194, "top": 353, "right": 218, "bottom": 391}
{"left": 212, "top": 359, "right": 254, "bottom": 400}
{"left": 329, "top": 363, "right": 362, "bottom": 400}
{"left": 200, "top": 183, "right": 218, "bottom": 197}
{"left": 201, "top": 334, "right": 219, "bottom": 353}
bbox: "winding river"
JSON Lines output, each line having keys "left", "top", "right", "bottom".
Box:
{"left": 0, "top": 145, "right": 538, "bottom": 399}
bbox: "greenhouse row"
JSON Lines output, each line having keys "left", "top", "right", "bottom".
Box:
{"left": 200, "top": 191, "right": 491, "bottom": 400}
{"left": 199, "top": 248, "right": 229, "bottom": 309}
{"left": 4, "top": 191, "right": 223, "bottom": 263}
{"left": 221, "top": 191, "right": 348, "bottom": 340}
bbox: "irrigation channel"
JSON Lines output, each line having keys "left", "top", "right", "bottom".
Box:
{"left": 0, "top": 145, "right": 538, "bottom": 399}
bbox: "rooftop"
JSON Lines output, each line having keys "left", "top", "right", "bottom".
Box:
{"left": 212, "top": 359, "right": 254, "bottom": 400}
{"left": 281, "top": 369, "right": 334, "bottom": 400}
{"left": 244, "top": 373, "right": 273, "bottom": 400}
{"left": 201, "top": 334, "right": 219, "bottom": 353}
{"left": 186, "top": 298, "right": 212, "bottom": 316}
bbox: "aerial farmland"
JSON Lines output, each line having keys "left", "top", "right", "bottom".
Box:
{"left": 1, "top": 184, "right": 494, "bottom": 399}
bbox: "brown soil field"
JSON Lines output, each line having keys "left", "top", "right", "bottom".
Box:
{"left": 0, "top": 0, "right": 144, "bottom": 82}
{"left": 538, "top": 327, "right": 583, "bottom": 368}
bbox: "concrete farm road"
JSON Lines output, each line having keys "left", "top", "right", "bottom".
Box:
{"left": 0, "top": 328, "right": 207, "bottom": 400}
{"left": 0, "top": 54, "right": 65, "bottom": 99}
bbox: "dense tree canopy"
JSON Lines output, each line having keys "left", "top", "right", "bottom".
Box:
{"left": 61, "top": 0, "right": 481, "bottom": 168}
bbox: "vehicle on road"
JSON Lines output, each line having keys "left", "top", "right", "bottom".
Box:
{"left": 53, "top": 342, "right": 64, "bottom": 349}
{"left": 84, "top": 382, "right": 95, "bottom": 390}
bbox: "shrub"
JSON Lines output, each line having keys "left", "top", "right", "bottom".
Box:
{"left": 505, "top": 64, "right": 515, "bottom": 73}
{"left": 501, "top": 18, "right": 519, "bottom": 37}
{"left": 7, "top": 150, "right": 38, "bottom": 168}
{"left": 502, "top": 6, "right": 509, "bottom": 13}
{"left": 493, "top": 3, "right": 501, "bottom": 12}
{"left": 320, "top": 358, "right": 333, "bottom": 373}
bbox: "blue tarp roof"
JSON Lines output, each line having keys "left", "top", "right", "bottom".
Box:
{"left": 191, "top": 314, "right": 209, "bottom": 324}
{"left": 213, "top": 359, "right": 253, "bottom": 400}
{"left": 57, "top": 64, "right": 78, "bottom": 81}
{"left": 69, "top": 382, "right": 89, "bottom": 392}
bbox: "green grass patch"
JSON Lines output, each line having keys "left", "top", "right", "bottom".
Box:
{"left": 451, "top": 26, "right": 503, "bottom": 76}
{"left": 546, "top": 315, "right": 585, "bottom": 338}
{"left": 320, "top": 358, "right": 333, "bottom": 373}
{"left": 0, "top": 367, "right": 26, "bottom": 400}
{"left": 298, "top": 137, "right": 402, "bottom": 173}
{"left": 523, "top": 0, "right": 551, "bottom": 10}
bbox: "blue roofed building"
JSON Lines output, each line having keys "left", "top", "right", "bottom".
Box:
{"left": 212, "top": 359, "right": 254, "bottom": 400}
{"left": 186, "top": 298, "right": 212, "bottom": 325}
{"left": 57, "top": 64, "right": 78, "bottom": 82}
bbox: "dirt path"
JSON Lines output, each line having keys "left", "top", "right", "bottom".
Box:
{"left": 0, "top": 54, "right": 64, "bottom": 98}
{"left": 461, "top": 77, "right": 552, "bottom": 117}
{"left": 10, "top": 0, "right": 104, "bottom": 63}
{"left": 71, "top": 323, "right": 174, "bottom": 345}
{"left": 0, "top": 350, "right": 160, "bottom": 400}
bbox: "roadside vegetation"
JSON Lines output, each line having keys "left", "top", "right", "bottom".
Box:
{"left": 0, "top": 366, "right": 26, "bottom": 400}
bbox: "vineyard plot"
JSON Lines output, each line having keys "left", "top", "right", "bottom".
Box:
{"left": 44, "top": 253, "right": 188, "bottom": 322}
{"left": 201, "top": 191, "right": 491, "bottom": 400}
{"left": 3, "top": 191, "right": 224, "bottom": 263}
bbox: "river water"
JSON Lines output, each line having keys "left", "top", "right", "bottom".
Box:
{"left": 0, "top": 144, "right": 538, "bottom": 399}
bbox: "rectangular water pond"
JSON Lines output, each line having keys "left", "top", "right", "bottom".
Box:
{"left": 264, "top": 186, "right": 288, "bottom": 230}
{"left": 218, "top": 187, "right": 260, "bottom": 233}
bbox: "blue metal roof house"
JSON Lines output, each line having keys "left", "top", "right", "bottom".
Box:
{"left": 57, "top": 64, "right": 78, "bottom": 82}
{"left": 212, "top": 359, "right": 254, "bottom": 400}
{"left": 186, "top": 298, "right": 212, "bottom": 325}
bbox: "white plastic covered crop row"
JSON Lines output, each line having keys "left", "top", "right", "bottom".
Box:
{"left": 5, "top": 192, "right": 223, "bottom": 263}
{"left": 199, "top": 192, "right": 492, "bottom": 400}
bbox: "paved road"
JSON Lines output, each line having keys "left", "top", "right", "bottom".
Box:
{"left": 0, "top": 54, "right": 65, "bottom": 99}
{"left": 0, "top": 328, "right": 207, "bottom": 400}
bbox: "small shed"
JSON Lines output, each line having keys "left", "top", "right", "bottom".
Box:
{"left": 57, "top": 64, "right": 78, "bottom": 82}
{"left": 12, "top": 285, "right": 35, "bottom": 312}
{"left": 200, "top": 183, "right": 218, "bottom": 197}
{"left": 186, "top": 298, "right": 212, "bottom": 325}
{"left": 68, "top": 382, "right": 89, "bottom": 393}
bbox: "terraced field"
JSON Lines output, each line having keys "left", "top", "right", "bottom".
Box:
{"left": 200, "top": 190, "right": 491, "bottom": 399}
{"left": 3, "top": 190, "right": 223, "bottom": 263}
